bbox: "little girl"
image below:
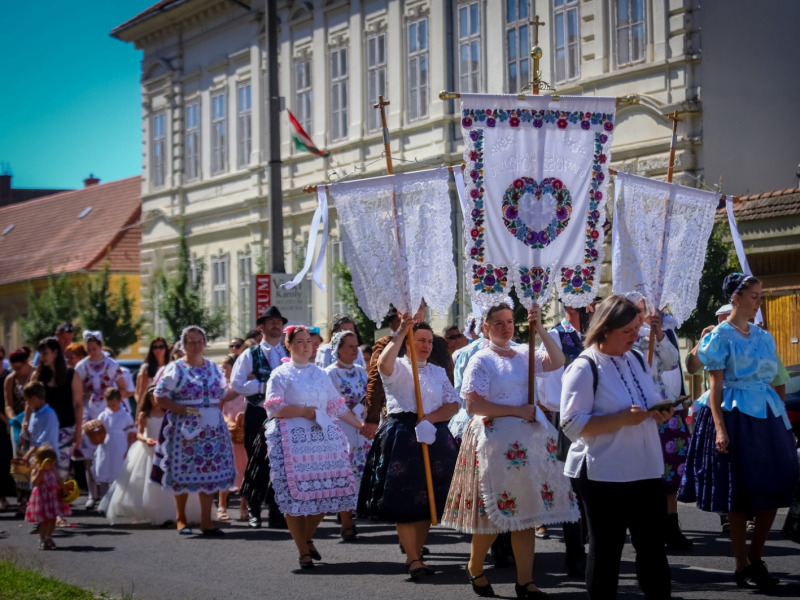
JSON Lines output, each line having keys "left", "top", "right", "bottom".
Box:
{"left": 25, "top": 445, "right": 70, "bottom": 550}
{"left": 92, "top": 388, "right": 135, "bottom": 501}
{"left": 219, "top": 355, "right": 248, "bottom": 521}
{"left": 100, "top": 386, "right": 200, "bottom": 525}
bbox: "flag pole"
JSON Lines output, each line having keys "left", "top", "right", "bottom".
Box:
{"left": 374, "top": 95, "right": 438, "bottom": 526}
{"left": 647, "top": 109, "right": 682, "bottom": 365}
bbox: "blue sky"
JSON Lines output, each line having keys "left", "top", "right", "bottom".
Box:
{"left": 0, "top": 1, "right": 156, "bottom": 189}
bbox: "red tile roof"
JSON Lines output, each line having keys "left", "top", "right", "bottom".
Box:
{"left": 0, "top": 177, "right": 142, "bottom": 287}
{"left": 716, "top": 187, "right": 800, "bottom": 223}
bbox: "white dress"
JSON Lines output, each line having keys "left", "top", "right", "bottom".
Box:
{"left": 75, "top": 356, "right": 122, "bottom": 460}
{"left": 100, "top": 416, "right": 201, "bottom": 525}
{"left": 92, "top": 408, "right": 135, "bottom": 483}
{"left": 264, "top": 362, "right": 356, "bottom": 516}
{"left": 442, "top": 346, "right": 580, "bottom": 533}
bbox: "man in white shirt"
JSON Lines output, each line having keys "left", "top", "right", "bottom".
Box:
{"left": 231, "top": 305, "right": 287, "bottom": 528}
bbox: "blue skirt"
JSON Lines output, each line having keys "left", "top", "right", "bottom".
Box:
{"left": 678, "top": 405, "right": 798, "bottom": 513}
{"left": 358, "top": 412, "right": 458, "bottom": 524}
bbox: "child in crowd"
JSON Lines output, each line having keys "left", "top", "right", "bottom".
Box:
{"left": 92, "top": 388, "right": 135, "bottom": 501}
{"left": 25, "top": 445, "right": 70, "bottom": 550}
{"left": 22, "top": 382, "right": 59, "bottom": 458}
{"left": 219, "top": 355, "right": 248, "bottom": 521}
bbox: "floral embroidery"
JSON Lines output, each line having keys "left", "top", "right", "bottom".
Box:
{"left": 505, "top": 441, "right": 529, "bottom": 470}
{"left": 473, "top": 263, "right": 508, "bottom": 294}
{"left": 482, "top": 417, "right": 495, "bottom": 433}
{"left": 497, "top": 492, "right": 518, "bottom": 517}
{"left": 541, "top": 483, "right": 554, "bottom": 509}
{"left": 518, "top": 266, "right": 550, "bottom": 302}
{"left": 560, "top": 265, "right": 595, "bottom": 296}
{"left": 545, "top": 437, "right": 558, "bottom": 463}
{"left": 477, "top": 497, "right": 487, "bottom": 517}
{"left": 501, "top": 177, "right": 572, "bottom": 248}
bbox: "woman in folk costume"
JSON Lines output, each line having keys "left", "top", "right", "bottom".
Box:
{"left": 626, "top": 291, "right": 693, "bottom": 551}
{"left": 74, "top": 330, "right": 127, "bottom": 509}
{"left": 264, "top": 325, "right": 366, "bottom": 570}
{"left": 324, "top": 330, "right": 372, "bottom": 543}
{"left": 679, "top": 274, "right": 798, "bottom": 589}
{"left": 359, "top": 314, "right": 459, "bottom": 580}
{"left": 442, "top": 302, "right": 575, "bottom": 600}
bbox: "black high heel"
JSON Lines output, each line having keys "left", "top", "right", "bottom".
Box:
{"left": 466, "top": 565, "right": 495, "bottom": 597}
{"left": 298, "top": 553, "right": 314, "bottom": 570}
{"left": 306, "top": 541, "right": 321, "bottom": 561}
{"left": 515, "top": 581, "right": 549, "bottom": 600}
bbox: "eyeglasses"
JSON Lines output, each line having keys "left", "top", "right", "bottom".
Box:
{"left": 152, "top": 344, "right": 167, "bottom": 350}
{"left": 229, "top": 343, "right": 243, "bottom": 349}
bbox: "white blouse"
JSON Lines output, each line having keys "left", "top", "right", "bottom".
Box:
{"left": 462, "top": 346, "right": 546, "bottom": 407}
{"left": 560, "top": 346, "right": 664, "bottom": 482}
{"left": 264, "top": 362, "right": 347, "bottom": 420}
{"left": 380, "top": 357, "right": 459, "bottom": 415}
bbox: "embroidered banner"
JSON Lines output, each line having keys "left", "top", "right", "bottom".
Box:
{"left": 612, "top": 173, "right": 720, "bottom": 326}
{"left": 331, "top": 167, "right": 456, "bottom": 325}
{"left": 459, "top": 94, "right": 617, "bottom": 309}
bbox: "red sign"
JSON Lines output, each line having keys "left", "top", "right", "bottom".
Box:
{"left": 255, "top": 274, "right": 271, "bottom": 317}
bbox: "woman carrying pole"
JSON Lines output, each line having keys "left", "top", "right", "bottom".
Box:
{"left": 359, "top": 312, "right": 459, "bottom": 580}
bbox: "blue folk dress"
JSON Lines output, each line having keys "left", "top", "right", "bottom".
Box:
{"left": 152, "top": 359, "right": 236, "bottom": 494}
{"left": 678, "top": 322, "right": 797, "bottom": 512}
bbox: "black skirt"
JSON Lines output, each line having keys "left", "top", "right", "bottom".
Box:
{"left": 358, "top": 412, "right": 458, "bottom": 524}
{"left": 239, "top": 424, "right": 273, "bottom": 510}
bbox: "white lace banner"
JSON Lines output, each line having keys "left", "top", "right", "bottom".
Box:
{"left": 331, "top": 167, "right": 457, "bottom": 325}
{"left": 612, "top": 172, "right": 720, "bottom": 326}
{"left": 459, "top": 94, "right": 617, "bottom": 309}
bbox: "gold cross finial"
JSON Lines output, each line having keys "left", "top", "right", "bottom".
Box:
{"left": 530, "top": 14, "right": 545, "bottom": 46}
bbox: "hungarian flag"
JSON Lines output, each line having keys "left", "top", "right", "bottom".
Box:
{"left": 287, "top": 110, "right": 329, "bottom": 157}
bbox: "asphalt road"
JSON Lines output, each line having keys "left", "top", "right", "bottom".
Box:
{"left": 1, "top": 496, "right": 798, "bottom": 600}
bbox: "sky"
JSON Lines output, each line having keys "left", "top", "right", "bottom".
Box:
{"left": 0, "top": 1, "right": 157, "bottom": 189}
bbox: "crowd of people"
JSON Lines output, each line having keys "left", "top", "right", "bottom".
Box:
{"left": 1, "top": 272, "right": 798, "bottom": 599}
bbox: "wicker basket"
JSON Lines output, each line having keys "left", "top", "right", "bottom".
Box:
{"left": 227, "top": 423, "right": 244, "bottom": 445}
{"left": 58, "top": 479, "right": 81, "bottom": 504}
{"left": 10, "top": 458, "right": 31, "bottom": 484}
{"left": 82, "top": 419, "right": 107, "bottom": 445}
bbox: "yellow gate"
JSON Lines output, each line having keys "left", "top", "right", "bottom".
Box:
{"left": 763, "top": 294, "right": 800, "bottom": 368}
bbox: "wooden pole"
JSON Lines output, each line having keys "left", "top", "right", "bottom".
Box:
{"left": 647, "top": 110, "right": 682, "bottom": 365}
{"left": 374, "top": 95, "right": 438, "bottom": 526}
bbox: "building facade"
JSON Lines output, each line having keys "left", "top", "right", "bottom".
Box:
{"left": 112, "top": 0, "right": 800, "bottom": 354}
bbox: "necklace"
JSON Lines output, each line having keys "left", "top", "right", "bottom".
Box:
{"left": 609, "top": 355, "right": 648, "bottom": 409}
{"left": 726, "top": 318, "right": 750, "bottom": 336}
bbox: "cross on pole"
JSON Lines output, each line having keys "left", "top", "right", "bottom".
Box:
{"left": 666, "top": 110, "right": 682, "bottom": 184}
{"left": 373, "top": 95, "right": 394, "bottom": 174}
{"left": 530, "top": 14, "right": 545, "bottom": 46}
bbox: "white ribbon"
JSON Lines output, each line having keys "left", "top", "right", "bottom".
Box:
{"left": 82, "top": 330, "right": 103, "bottom": 343}
{"left": 726, "top": 198, "right": 763, "bottom": 324}
{"left": 282, "top": 187, "right": 328, "bottom": 291}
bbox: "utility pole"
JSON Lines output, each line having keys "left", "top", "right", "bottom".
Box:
{"left": 266, "top": 0, "right": 284, "bottom": 273}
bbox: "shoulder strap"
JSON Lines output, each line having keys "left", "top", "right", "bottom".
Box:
{"left": 630, "top": 349, "right": 646, "bottom": 371}
{"left": 573, "top": 355, "right": 598, "bottom": 394}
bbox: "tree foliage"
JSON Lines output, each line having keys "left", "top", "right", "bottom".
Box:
{"left": 154, "top": 231, "right": 228, "bottom": 342}
{"left": 677, "top": 223, "right": 739, "bottom": 342}
{"left": 20, "top": 271, "right": 78, "bottom": 346}
{"left": 331, "top": 262, "right": 378, "bottom": 343}
{"left": 77, "top": 263, "right": 143, "bottom": 356}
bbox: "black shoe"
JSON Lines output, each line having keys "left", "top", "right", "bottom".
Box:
{"left": 467, "top": 565, "right": 495, "bottom": 597}
{"left": 248, "top": 512, "right": 262, "bottom": 529}
{"left": 749, "top": 560, "right": 779, "bottom": 589}
{"left": 515, "top": 582, "right": 549, "bottom": 600}
{"left": 306, "top": 541, "right": 321, "bottom": 561}
{"left": 665, "top": 513, "right": 693, "bottom": 550}
{"left": 565, "top": 556, "right": 586, "bottom": 579}
{"left": 298, "top": 554, "right": 314, "bottom": 570}
{"left": 534, "top": 526, "right": 550, "bottom": 540}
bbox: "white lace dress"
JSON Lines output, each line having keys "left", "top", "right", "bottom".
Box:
{"left": 442, "top": 347, "right": 580, "bottom": 533}
{"left": 264, "top": 362, "right": 357, "bottom": 516}
{"left": 75, "top": 356, "right": 122, "bottom": 461}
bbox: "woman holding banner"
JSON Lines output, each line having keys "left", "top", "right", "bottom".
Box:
{"left": 359, "top": 314, "right": 459, "bottom": 580}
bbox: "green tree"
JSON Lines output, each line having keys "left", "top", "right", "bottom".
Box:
{"left": 154, "top": 231, "right": 228, "bottom": 342}
{"left": 678, "top": 223, "right": 739, "bottom": 341}
{"left": 77, "top": 263, "right": 143, "bottom": 356}
{"left": 331, "top": 262, "right": 378, "bottom": 343}
{"left": 20, "top": 271, "right": 78, "bottom": 346}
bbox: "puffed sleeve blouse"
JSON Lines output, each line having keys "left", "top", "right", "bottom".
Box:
{"left": 380, "top": 357, "right": 459, "bottom": 415}
{"left": 697, "top": 322, "right": 789, "bottom": 428}
{"left": 264, "top": 362, "right": 348, "bottom": 420}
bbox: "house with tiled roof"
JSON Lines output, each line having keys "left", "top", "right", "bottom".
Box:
{"left": 718, "top": 185, "right": 800, "bottom": 367}
{"left": 0, "top": 176, "right": 143, "bottom": 357}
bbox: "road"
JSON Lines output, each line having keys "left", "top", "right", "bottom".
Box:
{"left": 1, "top": 496, "right": 798, "bottom": 600}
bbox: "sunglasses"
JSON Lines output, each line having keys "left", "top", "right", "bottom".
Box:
{"left": 152, "top": 344, "right": 167, "bottom": 350}
{"left": 229, "top": 343, "right": 243, "bottom": 349}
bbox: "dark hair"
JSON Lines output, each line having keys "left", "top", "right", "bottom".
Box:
{"left": 9, "top": 347, "right": 32, "bottom": 364}
{"left": 244, "top": 329, "right": 261, "bottom": 341}
{"left": 85, "top": 335, "right": 102, "bottom": 346}
{"left": 584, "top": 295, "right": 640, "bottom": 347}
{"left": 221, "top": 354, "right": 237, "bottom": 368}
{"left": 138, "top": 385, "right": 156, "bottom": 418}
{"left": 442, "top": 324, "right": 461, "bottom": 337}
{"left": 411, "top": 321, "right": 433, "bottom": 335}
{"left": 359, "top": 344, "right": 373, "bottom": 355}
{"left": 722, "top": 273, "right": 760, "bottom": 299}
{"left": 103, "top": 388, "right": 122, "bottom": 402}
{"left": 32, "top": 337, "right": 69, "bottom": 387}
{"left": 485, "top": 302, "right": 513, "bottom": 323}
{"left": 328, "top": 315, "right": 357, "bottom": 342}
{"left": 144, "top": 337, "right": 169, "bottom": 379}
{"left": 23, "top": 381, "right": 46, "bottom": 400}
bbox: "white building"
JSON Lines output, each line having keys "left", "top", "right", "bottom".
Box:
{"left": 112, "top": 0, "right": 800, "bottom": 353}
